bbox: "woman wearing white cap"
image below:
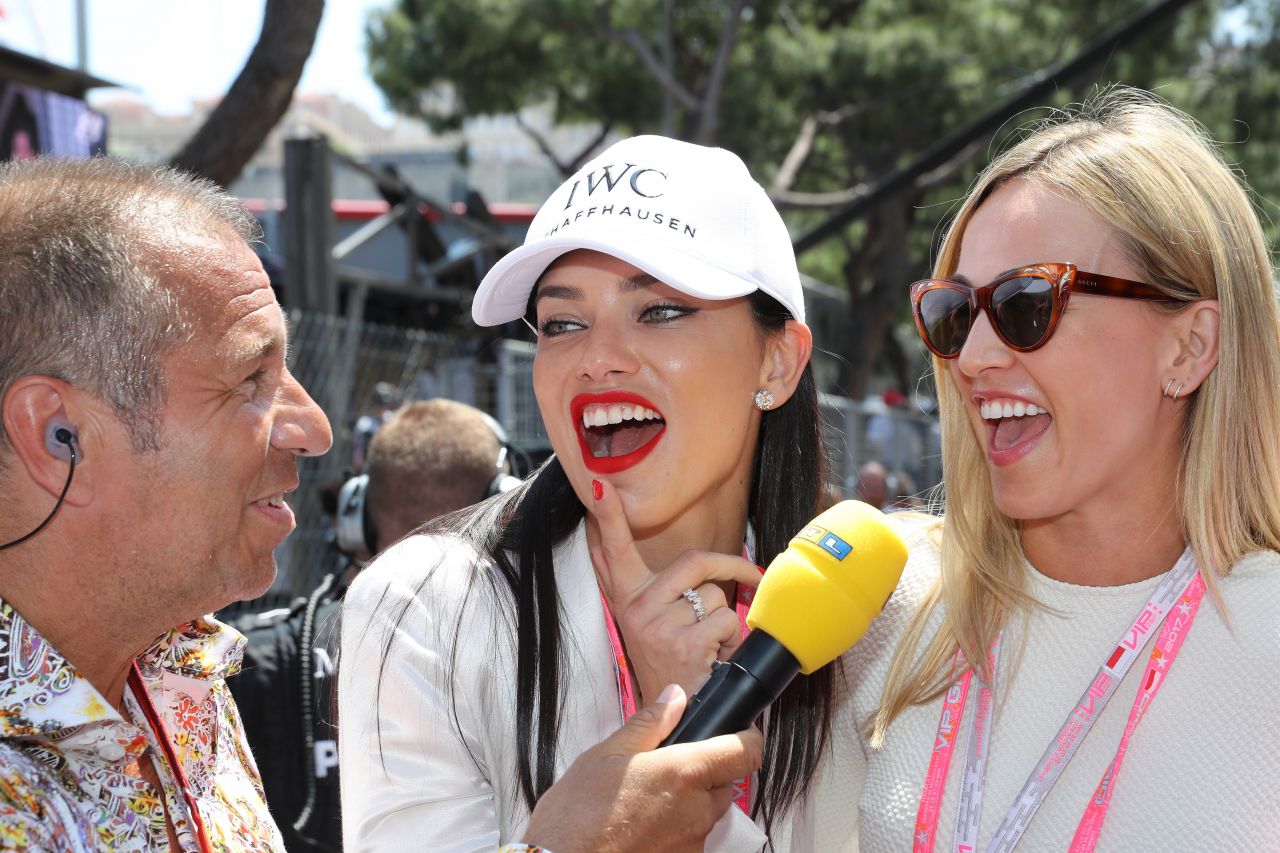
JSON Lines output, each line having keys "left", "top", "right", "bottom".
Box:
{"left": 795, "top": 89, "right": 1280, "bottom": 851}
{"left": 340, "top": 136, "right": 834, "bottom": 851}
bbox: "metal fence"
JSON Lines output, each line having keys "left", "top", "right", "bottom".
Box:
{"left": 228, "top": 311, "right": 940, "bottom": 617}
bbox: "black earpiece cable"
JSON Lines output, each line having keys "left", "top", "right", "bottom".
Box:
{"left": 0, "top": 428, "right": 77, "bottom": 550}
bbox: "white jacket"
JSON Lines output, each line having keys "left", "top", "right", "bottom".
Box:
{"left": 339, "top": 522, "right": 771, "bottom": 852}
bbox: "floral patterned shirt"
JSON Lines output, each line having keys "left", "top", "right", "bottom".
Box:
{"left": 0, "top": 599, "right": 285, "bottom": 851}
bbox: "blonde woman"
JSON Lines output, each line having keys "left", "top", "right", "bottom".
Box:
{"left": 800, "top": 89, "right": 1280, "bottom": 851}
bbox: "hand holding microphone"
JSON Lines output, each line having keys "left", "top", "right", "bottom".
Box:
{"left": 661, "top": 500, "right": 908, "bottom": 745}
{"left": 588, "top": 478, "right": 764, "bottom": 703}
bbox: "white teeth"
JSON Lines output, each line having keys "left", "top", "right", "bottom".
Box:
{"left": 981, "top": 400, "right": 1047, "bottom": 421}
{"left": 581, "top": 404, "right": 664, "bottom": 429}
{"left": 265, "top": 495, "right": 284, "bottom": 508}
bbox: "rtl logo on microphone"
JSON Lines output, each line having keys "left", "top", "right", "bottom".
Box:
{"left": 796, "top": 525, "right": 853, "bottom": 561}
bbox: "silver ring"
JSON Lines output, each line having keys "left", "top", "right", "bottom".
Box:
{"left": 681, "top": 587, "right": 707, "bottom": 622}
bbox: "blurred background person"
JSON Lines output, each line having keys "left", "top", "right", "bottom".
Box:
{"left": 230, "top": 399, "right": 520, "bottom": 852}
{"left": 854, "top": 461, "right": 890, "bottom": 510}
{"left": 350, "top": 381, "right": 403, "bottom": 473}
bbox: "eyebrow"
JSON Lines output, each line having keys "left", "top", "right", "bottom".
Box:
{"left": 229, "top": 332, "right": 287, "bottom": 369}
{"left": 533, "top": 271, "right": 660, "bottom": 304}
{"left": 951, "top": 273, "right": 973, "bottom": 285}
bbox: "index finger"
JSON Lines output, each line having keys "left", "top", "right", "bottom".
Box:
{"left": 586, "top": 477, "right": 651, "bottom": 602}
{"left": 660, "top": 726, "right": 764, "bottom": 786}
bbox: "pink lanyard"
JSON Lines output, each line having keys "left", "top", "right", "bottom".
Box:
{"left": 128, "top": 662, "right": 214, "bottom": 853}
{"left": 914, "top": 550, "right": 1204, "bottom": 853}
{"left": 598, "top": 549, "right": 757, "bottom": 814}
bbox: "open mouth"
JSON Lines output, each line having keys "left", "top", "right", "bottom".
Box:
{"left": 571, "top": 392, "right": 666, "bottom": 474}
{"left": 982, "top": 398, "right": 1052, "bottom": 458}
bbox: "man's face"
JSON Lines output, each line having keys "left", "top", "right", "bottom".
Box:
{"left": 107, "top": 230, "right": 331, "bottom": 617}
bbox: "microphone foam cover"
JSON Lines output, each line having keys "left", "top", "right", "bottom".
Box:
{"left": 747, "top": 500, "right": 908, "bottom": 674}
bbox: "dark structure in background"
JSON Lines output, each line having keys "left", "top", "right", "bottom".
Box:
{"left": 0, "top": 45, "right": 112, "bottom": 159}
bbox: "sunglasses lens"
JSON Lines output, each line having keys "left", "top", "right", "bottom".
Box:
{"left": 992, "top": 275, "right": 1055, "bottom": 349}
{"left": 917, "top": 287, "right": 973, "bottom": 356}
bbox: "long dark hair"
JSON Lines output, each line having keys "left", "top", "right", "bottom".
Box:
{"left": 378, "top": 290, "right": 833, "bottom": 835}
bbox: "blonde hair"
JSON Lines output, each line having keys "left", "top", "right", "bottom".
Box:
{"left": 871, "top": 87, "right": 1280, "bottom": 743}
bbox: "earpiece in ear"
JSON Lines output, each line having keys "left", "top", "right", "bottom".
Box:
{"left": 46, "top": 424, "right": 78, "bottom": 461}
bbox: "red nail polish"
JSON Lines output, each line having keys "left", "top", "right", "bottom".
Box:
{"left": 592, "top": 479, "right": 603, "bottom": 501}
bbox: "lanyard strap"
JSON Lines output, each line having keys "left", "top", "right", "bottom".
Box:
{"left": 128, "top": 662, "right": 214, "bottom": 853}
{"left": 599, "top": 550, "right": 757, "bottom": 814}
{"left": 913, "top": 550, "right": 1202, "bottom": 853}
{"left": 1068, "top": 572, "right": 1205, "bottom": 851}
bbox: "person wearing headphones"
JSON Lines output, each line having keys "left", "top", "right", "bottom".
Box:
{"left": 230, "top": 398, "right": 522, "bottom": 851}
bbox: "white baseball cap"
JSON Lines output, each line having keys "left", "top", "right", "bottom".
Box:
{"left": 471, "top": 135, "right": 806, "bottom": 326}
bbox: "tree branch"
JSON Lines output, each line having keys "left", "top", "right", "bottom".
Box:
{"left": 514, "top": 112, "right": 570, "bottom": 174}
{"left": 792, "top": 0, "right": 1201, "bottom": 254}
{"left": 773, "top": 184, "right": 871, "bottom": 210}
{"left": 595, "top": 1, "right": 700, "bottom": 112}
{"left": 169, "top": 0, "right": 324, "bottom": 187}
{"left": 771, "top": 115, "right": 819, "bottom": 195}
{"left": 563, "top": 123, "right": 614, "bottom": 174}
{"left": 694, "top": 0, "right": 748, "bottom": 144}
{"left": 915, "top": 137, "right": 986, "bottom": 192}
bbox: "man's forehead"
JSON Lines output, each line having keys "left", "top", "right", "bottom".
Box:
{"left": 147, "top": 228, "right": 287, "bottom": 364}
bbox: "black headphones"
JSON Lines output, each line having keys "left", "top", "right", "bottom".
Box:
{"left": 0, "top": 423, "right": 78, "bottom": 550}
{"left": 334, "top": 411, "right": 522, "bottom": 559}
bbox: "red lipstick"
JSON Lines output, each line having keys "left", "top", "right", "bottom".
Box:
{"left": 571, "top": 391, "right": 666, "bottom": 474}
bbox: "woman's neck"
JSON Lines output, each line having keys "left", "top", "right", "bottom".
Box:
{"left": 586, "top": 505, "right": 748, "bottom": 609}
{"left": 1020, "top": 502, "right": 1186, "bottom": 587}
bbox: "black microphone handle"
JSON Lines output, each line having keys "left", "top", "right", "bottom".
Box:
{"left": 659, "top": 630, "right": 801, "bottom": 746}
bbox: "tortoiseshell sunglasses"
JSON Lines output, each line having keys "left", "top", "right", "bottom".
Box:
{"left": 909, "top": 262, "right": 1168, "bottom": 358}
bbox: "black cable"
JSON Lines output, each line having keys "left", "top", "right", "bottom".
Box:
{"left": 292, "top": 570, "right": 340, "bottom": 852}
{"left": 0, "top": 438, "right": 75, "bottom": 550}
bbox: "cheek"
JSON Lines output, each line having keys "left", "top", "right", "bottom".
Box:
{"left": 532, "top": 356, "right": 569, "bottom": 432}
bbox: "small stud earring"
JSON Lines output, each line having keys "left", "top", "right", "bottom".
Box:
{"left": 753, "top": 389, "right": 775, "bottom": 411}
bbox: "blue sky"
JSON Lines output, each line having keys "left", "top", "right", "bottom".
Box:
{"left": 0, "top": 0, "right": 396, "bottom": 123}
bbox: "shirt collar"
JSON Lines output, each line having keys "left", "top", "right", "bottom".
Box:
{"left": 137, "top": 615, "right": 246, "bottom": 681}
{"left": 0, "top": 598, "right": 245, "bottom": 740}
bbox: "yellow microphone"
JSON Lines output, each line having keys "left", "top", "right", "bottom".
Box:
{"left": 661, "top": 501, "right": 908, "bottom": 745}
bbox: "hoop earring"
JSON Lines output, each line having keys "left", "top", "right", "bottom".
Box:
{"left": 1162, "top": 379, "right": 1176, "bottom": 398}
{"left": 753, "top": 389, "right": 775, "bottom": 411}
{"left": 1173, "top": 383, "right": 1184, "bottom": 401}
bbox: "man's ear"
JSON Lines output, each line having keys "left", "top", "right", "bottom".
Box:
{"left": 757, "top": 320, "right": 814, "bottom": 408}
{"left": 2, "top": 376, "right": 97, "bottom": 506}
{"left": 1164, "top": 300, "right": 1220, "bottom": 398}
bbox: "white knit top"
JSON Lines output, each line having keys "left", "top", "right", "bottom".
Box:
{"left": 793, "top": 515, "right": 1280, "bottom": 852}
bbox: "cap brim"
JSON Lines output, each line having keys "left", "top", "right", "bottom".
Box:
{"left": 472, "top": 235, "right": 764, "bottom": 326}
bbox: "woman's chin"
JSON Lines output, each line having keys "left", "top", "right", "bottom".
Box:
{"left": 990, "top": 483, "right": 1061, "bottom": 523}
